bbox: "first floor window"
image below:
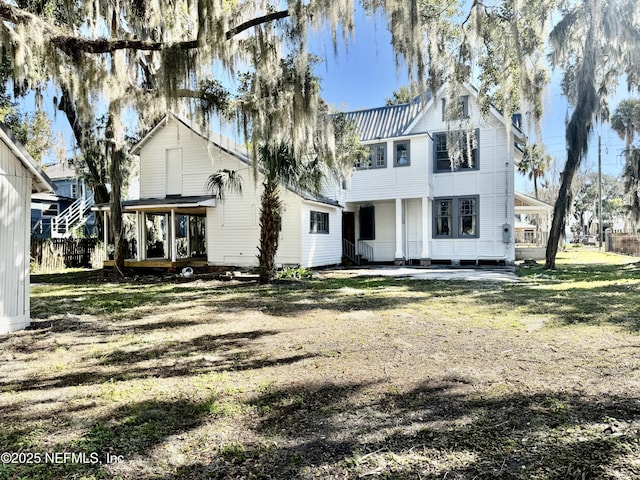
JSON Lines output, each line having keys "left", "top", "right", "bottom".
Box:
{"left": 310, "top": 210, "right": 329, "bottom": 234}
{"left": 458, "top": 197, "right": 477, "bottom": 236}
{"left": 435, "top": 200, "right": 452, "bottom": 236}
{"left": 433, "top": 196, "right": 479, "bottom": 238}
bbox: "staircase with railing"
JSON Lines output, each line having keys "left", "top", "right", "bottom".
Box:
{"left": 342, "top": 239, "right": 374, "bottom": 266}
{"left": 357, "top": 240, "right": 374, "bottom": 264}
{"left": 51, "top": 196, "right": 95, "bottom": 238}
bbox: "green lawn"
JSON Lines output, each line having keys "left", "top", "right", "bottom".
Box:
{"left": 1, "top": 248, "right": 639, "bottom": 479}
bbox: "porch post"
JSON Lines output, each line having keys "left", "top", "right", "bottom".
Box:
{"left": 102, "top": 210, "right": 108, "bottom": 258}
{"left": 140, "top": 212, "right": 147, "bottom": 260}
{"left": 421, "top": 196, "right": 431, "bottom": 266}
{"left": 394, "top": 198, "right": 404, "bottom": 265}
{"left": 136, "top": 212, "right": 144, "bottom": 261}
{"left": 170, "top": 209, "right": 177, "bottom": 262}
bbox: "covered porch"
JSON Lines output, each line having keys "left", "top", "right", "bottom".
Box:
{"left": 514, "top": 192, "right": 552, "bottom": 260}
{"left": 342, "top": 197, "right": 431, "bottom": 266}
{"left": 95, "top": 196, "right": 214, "bottom": 269}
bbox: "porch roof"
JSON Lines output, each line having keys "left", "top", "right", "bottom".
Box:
{"left": 93, "top": 195, "right": 216, "bottom": 212}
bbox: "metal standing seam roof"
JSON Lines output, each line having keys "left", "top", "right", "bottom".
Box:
{"left": 341, "top": 97, "right": 425, "bottom": 142}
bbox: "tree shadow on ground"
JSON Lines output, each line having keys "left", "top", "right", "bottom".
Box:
{"left": 0, "top": 395, "right": 220, "bottom": 479}
{"left": 480, "top": 280, "right": 640, "bottom": 331}
{"left": 166, "top": 380, "right": 640, "bottom": 479}
{"left": 0, "top": 329, "right": 315, "bottom": 393}
{"left": 25, "top": 275, "right": 469, "bottom": 331}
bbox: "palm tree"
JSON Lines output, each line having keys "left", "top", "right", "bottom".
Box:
{"left": 544, "top": 0, "right": 640, "bottom": 270}
{"left": 256, "top": 144, "right": 314, "bottom": 283}
{"left": 611, "top": 99, "right": 640, "bottom": 223}
{"left": 611, "top": 100, "right": 640, "bottom": 155}
{"left": 518, "top": 144, "right": 551, "bottom": 199}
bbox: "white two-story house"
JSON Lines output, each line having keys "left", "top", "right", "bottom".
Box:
{"left": 339, "top": 84, "right": 524, "bottom": 266}
{"left": 97, "top": 84, "right": 523, "bottom": 271}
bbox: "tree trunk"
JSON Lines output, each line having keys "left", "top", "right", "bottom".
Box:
{"left": 544, "top": 13, "right": 598, "bottom": 270}
{"left": 109, "top": 147, "right": 127, "bottom": 274}
{"left": 257, "top": 179, "right": 282, "bottom": 284}
{"left": 58, "top": 88, "right": 110, "bottom": 238}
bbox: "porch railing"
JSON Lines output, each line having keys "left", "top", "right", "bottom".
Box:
{"left": 342, "top": 239, "right": 359, "bottom": 265}
{"left": 515, "top": 230, "right": 548, "bottom": 246}
{"left": 358, "top": 240, "right": 374, "bottom": 263}
{"left": 342, "top": 239, "right": 375, "bottom": 265}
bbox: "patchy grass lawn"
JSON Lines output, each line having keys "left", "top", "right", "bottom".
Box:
{"left": 1, "top": 249, "right": 640, "bottom": 479}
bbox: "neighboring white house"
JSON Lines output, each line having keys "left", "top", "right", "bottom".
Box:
{"left": 96, "top": 113, "right": 343, "bottom": 269}
{"left": 0, "top": 122, "right": 55, "bottom": 334}
{"left": 339, "top": 84, "right": 525, "bottom": 265}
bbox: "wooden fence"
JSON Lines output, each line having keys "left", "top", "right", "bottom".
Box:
{"left": 30, "top": 238, "right": 105, "bottom": 272}
{"left": 605, "top": 233, "right": 640, "bottom": 258}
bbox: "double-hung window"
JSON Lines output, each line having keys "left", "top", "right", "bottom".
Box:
{"left": 394, "top": 140, "right": 410, "bottom": 167}
{"left": 441, "top": 95, "right": 470, "bottom": 121}
{"left": 433, "top": 196, "right": 479, "bottom": 238}
{"left": 310, "top": 211, "right": 329, "bottom": 234}
{"left": 433, "top": 129, "right": 479, "bottom": 172}
{"left": 355, "top": 143, "right": 387, "bottom": 169}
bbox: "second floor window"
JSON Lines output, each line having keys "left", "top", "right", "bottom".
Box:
{"left": 434, "top": 129, "right": 479, "bottom": 172}
{"left": 355, "top": 143, "right": 387, "bottom": 169}
{"left": 394, "top": 140, "right": 410, "bottom": 167}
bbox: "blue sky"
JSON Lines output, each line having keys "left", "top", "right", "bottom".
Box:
{"left": 307, "top": 7, "right": 634, "bottom": 194}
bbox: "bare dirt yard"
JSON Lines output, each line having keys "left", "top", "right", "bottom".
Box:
{"left": 1, "top": 248, "right": 640, "bottom": 479}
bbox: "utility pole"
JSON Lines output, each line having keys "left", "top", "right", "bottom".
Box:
{"left": 598, "top": 135, "right": 602, "bottom": 250}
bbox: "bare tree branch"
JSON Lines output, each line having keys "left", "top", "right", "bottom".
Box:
{"left": 225, "top": 9, "right": 290, "bottom": 40}
{"left": 0, "top": 1, "right": 290, "bottom": 56}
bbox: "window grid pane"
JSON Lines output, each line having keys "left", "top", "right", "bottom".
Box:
{"left": 434, "top": 131, "right": 479, "bottom": 171}
{"left": 459, "top": 198, "right": 477, "bottom": 236}
{"left": 375, "top": 145, "right": 385, "bottom": 167}
{"left": 310, "top": 211, "right": 329, "bottom": 234}
{"left": 395, "top": 142, "right": 409, "bottom": 166}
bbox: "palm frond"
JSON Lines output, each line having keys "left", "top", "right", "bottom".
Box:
{"left": 206, "top": 169, "right": 243, "bottom": 200}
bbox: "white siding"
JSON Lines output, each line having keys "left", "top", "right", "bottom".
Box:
{"left": 139, "top": 118, "right": 214, "bottom": 199}
{"left": 342, "top": 85, "right": 516, "bottom": 263}
{"left": 301, "top": 202, "right": 342, "bottom": 268}
{"left": 205, "top": 147, "right": 260, "bottom": 267}
{"left": 135, "top": 118, "right": 341, "bottom": 269}
{"left": 404, "top": 199, "right": 422, "bottom": 259}
{"left": 0, "top": 141, "right": 31, "bottom": 333}
{"left": 277, "top": 190, "right": 303, "bottom": 266}
{"left": 347, "top": 136, "right": 430, "bottom": 202}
